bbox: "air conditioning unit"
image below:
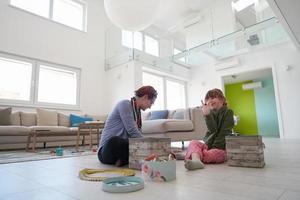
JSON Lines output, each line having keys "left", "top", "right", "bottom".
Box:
{"left": 183, "top": 15, "right": 204, "bottom": 29}
{"left": 242, "top": 81, "right": 263, "bottom": 90}
{"left": 215, "top": 58, "right": 240, "bottom": 71}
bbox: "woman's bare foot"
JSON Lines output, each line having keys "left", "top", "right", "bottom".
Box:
{"left": 115, "top": 159, "right": 123, "bottom": 167}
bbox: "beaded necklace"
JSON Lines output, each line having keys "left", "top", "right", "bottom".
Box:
{"left": 131, "top": 97, "right": 142, "bottom": 129}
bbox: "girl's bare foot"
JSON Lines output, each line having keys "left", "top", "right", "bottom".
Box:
{"left": 184, "top": 159, "right": 204, "bottom": 170}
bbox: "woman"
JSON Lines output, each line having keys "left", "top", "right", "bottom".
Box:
{"left": 98, "top": 86, "right": 157, "bottom": 167}
{"left": 185, "top": 88, "right": 234, "bottom": 170}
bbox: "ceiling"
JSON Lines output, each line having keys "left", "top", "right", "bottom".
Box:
{"left": 266, "top": 0, "right": 300, "bottom": 49}
{"left": 145, "top": 0, "right": 280, "bottom": 48}
{"left": 144, "top": 0, "right": 221, "bottom": 40}
{"left": 154, "top": 0, "right": 216, "bottom": 31}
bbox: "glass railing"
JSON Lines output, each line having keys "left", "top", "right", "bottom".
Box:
{"left": 172, "top": 17, "right": 290, "bottom": 66}
{"left": 105, "top": 47, "right": 188, "bottom": 73}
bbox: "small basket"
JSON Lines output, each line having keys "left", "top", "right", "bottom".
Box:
{"left": 142, "top": 160, "right": 176, "bottom": 182}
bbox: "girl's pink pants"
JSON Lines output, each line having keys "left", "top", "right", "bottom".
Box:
{"left": 185, "top": 140, "right": 227, "bottom": 164}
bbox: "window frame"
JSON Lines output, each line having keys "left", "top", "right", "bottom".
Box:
{"left": 9, "top": 0, "right": 87, "bottom": 32}
{"left": 0, "top": 52, "right": 81, "bottom": 110}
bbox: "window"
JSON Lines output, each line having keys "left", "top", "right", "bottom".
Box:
{"left": 10, "top": 0, "right": 86, "bottom": 31}
{"left": 122, "top": 30, "right": 159, "bottom": 56}
{"left": 10, "top": 0, "right": 50, "bottom": 18}
{"left": 0, "top": 56, "right": 33, "bottom": 102}
{"left": 142, "top": 71, "right": 187, "bottom": 110}
{"left": 143, "top": 72, "right": 164, "bottom": 110}
{"left": 37, "top": 64, "right": 78, "bottom": 105}
{"left": 166, "top": 80, "right": 186, "bottom": 110}
{"left": 231, "top": 0, "right": 258, "bottom": 12}
{"left": 133, "top": 32, "right": 143, "bottom": 51}
{"left": 122, "top": 30, "right": 133, "bottom": 48}
{"left": 145, "top": 35, "right": 159, "bottom": 57}
{"left": 0, "top": 53, "right": 80, "bottom": 108}
{"left": 52, "top": 0, "right": 84, "bottom": 30}
{"left": 173, "top": 48, "right": 186, "bottom": 63}
{"left": 122, "top": 30, "right": 143, "bottom": 51}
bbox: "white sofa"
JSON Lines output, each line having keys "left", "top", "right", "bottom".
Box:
{"left": 0, "top": 109, "right": 107, "bottom": 150}
{"left": 0, "top": 107, "right": 206, "bottom": 150}
{"left": 142, "top": 107, "right": 207, "bottom": 142}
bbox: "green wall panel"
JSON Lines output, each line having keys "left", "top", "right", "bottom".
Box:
{"left": 225, "top": 81, "right": 258, "bottom": 135}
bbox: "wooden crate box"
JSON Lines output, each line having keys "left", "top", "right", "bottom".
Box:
{"left": 226, "top": 135, "right": 265, "bottom": 168}
{"left": 129, "top": 137, "right": 171, "bottom": 170}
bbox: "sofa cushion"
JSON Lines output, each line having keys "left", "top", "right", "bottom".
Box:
{"left": 0, "top": 126, "right": 31, "bottom": 136}
{"left": 37, "top": 108, "right": 58, "bottom": 126}
{"left": 0, "top": 107, "right": 12, "bottom": 125}
{"left": 149, "top": 110, "right": 168, "bottom": 120}
{"left": 58, "top": 113, "right": 70, "bottom": 127}
{"left": 142, "top": 119, "right": 193, "bottom": 134}
{"left": 10, "top": 112, "right": 21, "bottom": 126}
{"left": 70, "top": 114, "right": 93, "bottom": 127}
{"left": 20, "top": 112, "right": 36, "bottom": 126}
{"left": 31, "top": 126, "right": 72, "bottom": 133}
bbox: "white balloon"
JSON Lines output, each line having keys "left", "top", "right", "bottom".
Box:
{"left": 104, "top": 0, "right": 162, "bottom": 31}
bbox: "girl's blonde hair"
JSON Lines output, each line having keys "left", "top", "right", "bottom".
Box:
{"left": 205, "top": 88, "right": 227, "bottom": 106}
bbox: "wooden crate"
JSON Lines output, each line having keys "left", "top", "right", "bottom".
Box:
{"left": 226, "top": 135, "right": 265, "bottom": 168}
{"left": 129, "top": 137, "right": 171, "bottom": 170}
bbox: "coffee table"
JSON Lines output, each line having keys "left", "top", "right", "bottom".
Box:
{"left": 76, "top": 122, "right": 105, "bottom": 150}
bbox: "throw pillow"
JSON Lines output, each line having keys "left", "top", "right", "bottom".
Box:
{"left": 58, "top": 113, "right": 70, "bottom": 127}
{"left": 173, "top": 109, "right": 185, "bottom": 119}
{"left": 167, "top": 110, "right": 176, "bottom": 119}
{"left": 36, "top": 108, "right": 58, "bottom": 126}
{"left": 0, "top": 107, "right": 12, "bottom": 125}
{"left": 20, "top": 112, "right": 37, "bottom": 126}
{"left": 172, "top": 109, "right": 191, "bottom": 120}
{"left": 149, "top": 110, "right": 168, "bottom": 120}
{"left": 70, "top": 114, "right": 93, "bottom": 127}
{"left": 10, "top": 111, "right": 21, "bottom": 125}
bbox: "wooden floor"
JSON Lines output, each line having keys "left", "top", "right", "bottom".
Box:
{"left": 0, "top": 138, "right": 300, "bottom": 200}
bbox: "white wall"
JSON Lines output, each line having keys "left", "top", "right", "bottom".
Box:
{"left": 105, "top": 62, "right": 136, "bottom": 110}
{"left": 188, "top": 42, "right": 300, "bottom": 138}
{"left": 0, "top": 0, "right": 111, "bottom": 115}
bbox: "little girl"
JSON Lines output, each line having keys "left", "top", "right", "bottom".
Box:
{"left": 185, "top": 88, "right": 234, "bottom": 170}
